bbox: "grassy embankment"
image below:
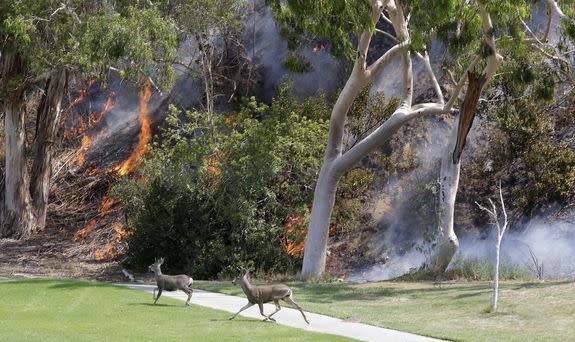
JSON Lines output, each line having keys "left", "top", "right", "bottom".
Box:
{"left": 195, "top": 279, "right": 575, "bottom": 342}
{"left": 0, "top": 279, "right": 351, "bottom": 342}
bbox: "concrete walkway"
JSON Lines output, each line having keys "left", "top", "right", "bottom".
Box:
{"left": 123, "top": 284, "right": 445, "bottom": 342}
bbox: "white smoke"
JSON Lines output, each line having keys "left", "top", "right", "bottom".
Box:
{"left": 459, "top": 218, "right": 575, "bottom": 279}
{"left": 244, "top": 1, "right": 344, "bottom": 100}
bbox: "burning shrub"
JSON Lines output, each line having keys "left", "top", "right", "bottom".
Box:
{"left": 114, "top": 83, "right": 329, "bottom": 278}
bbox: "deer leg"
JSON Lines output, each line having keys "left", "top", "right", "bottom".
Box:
{"left": 153, "top": 287, "right": 157, "bottom": 301}
{"left": 267, "top": 300, "right": 282, "bottom": 320}
{"left": 229, "top": 302, "right": 254, "bottom": 320}
{"left": 183, "top": 288, "right": 192, "bottom": 306}
{"left": 153, "top": 288, "right": 163, "bottom": 304}
{"left": 259, "top": 302, "right": 276, "bottom": 322}
{"left": 284, "top": 296, "right": 309, "bottom": 324}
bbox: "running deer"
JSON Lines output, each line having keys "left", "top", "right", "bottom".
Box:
{"left": 148, "top": 257, "right": 194, "bottom": 305}
{"left": 229, "top": 267, "right": 309, "bottom": 324}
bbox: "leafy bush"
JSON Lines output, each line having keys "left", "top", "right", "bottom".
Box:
{"left": 113, "top": 83, "right": 329, "bottom": 278}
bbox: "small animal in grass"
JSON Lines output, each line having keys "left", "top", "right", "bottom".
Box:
{"left": 148, "top": 257, "right": 194, "bottom": 305}
{"left": 229, "top": 267, "right": 309, "bottom": 324}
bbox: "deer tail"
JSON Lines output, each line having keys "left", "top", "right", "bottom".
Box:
{"left": 188, "top": 277, "right": 194, "bottom": 287}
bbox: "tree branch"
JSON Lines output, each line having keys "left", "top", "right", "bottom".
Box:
{"left": 416, "top": 51, "right": 444, "bottom": 105}
{"left": 333, "top": 103, "right": 446, "bottom": 174}
{"left": 479, "top": 4, "right": 503, "bottom": 82}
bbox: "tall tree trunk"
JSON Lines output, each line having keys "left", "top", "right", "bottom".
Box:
{"left": 429, "top": 72, "right": 488, "bottom": 273}
{"left": 301, "top": 162, "right": 339, "bottom": 277}
{"left": 1, "top": 51, "right": 36, "bottom": 239}
{"left": 29, "top": 68, "right": 68, "bottom": 231}
{"left": 429, "top": 136, "right": 461, "bottom": 272}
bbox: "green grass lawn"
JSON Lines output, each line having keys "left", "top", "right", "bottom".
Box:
{"left": 195, "top": 279, "right": 575, "bottom": 342}
{"left": 0, "top": 279, "right": 352, "bottom": 342}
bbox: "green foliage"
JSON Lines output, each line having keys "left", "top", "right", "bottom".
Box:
{"left": 283, "top": 52, "right": 312, "bottom": 73}
{"left": 0, "top": 1, "right": 178, "bottom": 91}
{"left": 267, "top": 0, "right": 372, "bottom": 60}
{"left": 345, "top": 85, "right": 399, "bottom": 150}
{"left": 114, "top": 83, "right": 329, "bottom": 278}
{"left": 517, "top": 142, "right": 575, "bottom": 210}
{"left": 333, "top": 169, "right": 374, "bottom": 234}
{"left": 486, "top": 52, "right": 575, "bottom": 213}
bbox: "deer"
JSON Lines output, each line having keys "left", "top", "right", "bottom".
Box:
{"left": 229, "top": 267, "right": 309, "bottom": 324}
{"left": 148, "top": 257, "right": 194, "bottom": 306}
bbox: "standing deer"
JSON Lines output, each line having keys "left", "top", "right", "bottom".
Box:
{"left": 148, "top": 257, "right": 194, "bottom": 306}
{"left": 229, "top": 267, "right": 309, "bottom": 324}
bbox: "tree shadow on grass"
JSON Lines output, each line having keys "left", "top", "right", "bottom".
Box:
{"left": 47, "top": 280, "right": 117, "bottom": 290}
{"left": 511, "top": 280, "right": 574, "bottom": 291}
{"left": 291, "top": 283, "right": 495, "bottom": 303}
{"left": 0, "top": 279, "right": 116, "bottom": 290}
{"left": 127, "top": 302, "right": 173, "bottom": 307}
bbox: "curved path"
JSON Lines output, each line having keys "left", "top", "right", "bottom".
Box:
{"left": 124, "top": 284, "right": 446, "bottom": 342}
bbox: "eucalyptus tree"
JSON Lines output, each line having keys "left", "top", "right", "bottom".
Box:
{"left": 269, "top": 0, "right": 574, "bottom": 278}
{"left": 0, "top": 1, "right": 177, "bottom": 238}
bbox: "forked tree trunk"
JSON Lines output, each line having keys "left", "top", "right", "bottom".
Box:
{"left": 29, "top": 69, "right": 68, "bottom": 231}
{"left": 302, "top": 0, "right": 422, "bottom": 278}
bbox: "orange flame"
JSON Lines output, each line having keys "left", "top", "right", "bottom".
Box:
{"left": 99, "top": 196, "right": 116, "bottom": 216}
{"left": 113, "top": 80, "right": 153, "bottom": 176}
{"left": 72, "top": 219, "right": 97, "bottom": 241}
{"left": 72, "top": 92, "right": 115, "bottom": 167}
{"left": 89, "top": 93, "right": 115, "bottom": 126}
{"left": 75, "top": 135, "right": 91, "bottom": 166}
{"left": 95, "top": 223, "right": 130, "bottom": 261}
{"left": 284, "top": 214, "right": 307, "bottom": 256}
{"left": 312, "top": 43, "right": 325, "bottom": 55}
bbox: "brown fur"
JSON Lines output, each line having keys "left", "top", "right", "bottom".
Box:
{"left": 229, "top": 268, "right": 309, "bottom": 324}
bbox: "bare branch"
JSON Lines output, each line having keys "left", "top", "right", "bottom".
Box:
{"left": 416, "top": 51, "right": 444, "bottom": 105}
{"left": 356, "top": 0, "right": 389, "bottom": 70}
{"left": 479, "top": 4, "right": 503, "bottom": 82}
{"left": 544, "top": 1, "right": 552, "bottom": 42}
{"left": 375, "top": 28, "right": 398, "bottom": 42}
{"left": 365, "top": 41, "right": 406, "bottom": 80}
{"left": 334, "top": 103, "right": 446, "bottom": 174}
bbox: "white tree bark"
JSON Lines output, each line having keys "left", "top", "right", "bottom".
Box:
{"left": 476, "top": 182, "right": 508, "bottom": 312}
{"left": 302, "top": 0, "right": 457, "bottom": 278}
{"left": 429, "top": 4, "right": 502, "bottom": 273}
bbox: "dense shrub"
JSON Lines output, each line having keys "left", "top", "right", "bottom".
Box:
{"left": 483, "top": 55, "right": 575, "bottom": 213}
{"left": 113, "top": 83, "right": 329, "bottom": 278}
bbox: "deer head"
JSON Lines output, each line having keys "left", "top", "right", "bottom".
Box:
{"left": 148, "top": 257, "right": 165, "bottom": 273}
{"left": 232, "top": 267, "right": 253, "bottom": 285}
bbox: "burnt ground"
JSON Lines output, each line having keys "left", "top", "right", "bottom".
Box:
{"left": 0, "top": 231, "right": 126, "bottom": 281}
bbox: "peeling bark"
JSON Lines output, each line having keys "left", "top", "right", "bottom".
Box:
{"left": 1, "top": 52, "right": 35, "bottom": 238}
{"left": 29, "top": 68, "right": 68, "bottom": 232}
{"left": 452, "top": 71, "right": 487, "bottom": 164}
